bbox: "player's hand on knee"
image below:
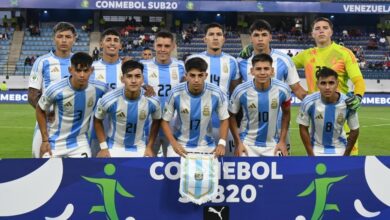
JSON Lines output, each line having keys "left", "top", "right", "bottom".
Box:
{"left": 40, "top": 141, "right": 52, "bottom": 158}
{"left": 173, "top": 143, "right": 187, "bottom": 157}
{"left": 213, "top": 145, "right": 225, "bottom": 157}
{"left": 275, "top": 143, "right": 288, "bottom": 156}
{"left": 345, "top": 92, "right": 362, "bottom": 111}
{"left": 97, "top": 149, "right": 111, "bottom": 158}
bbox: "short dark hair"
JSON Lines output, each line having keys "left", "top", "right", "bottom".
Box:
{"left": 142, "top": 47, "right": 152, "bottom": 52}
{"left": 101, "top": 28, "right": 120, "bottom": 41}
{"left": 249, "top": 19, "right": 272, "bottom": 34}
{"left": 204, "top": 22, "right": 224, "bottom": 34}
{"left": 312, "top": 17, "right": 333, "bottom": 31}
{"left": 53, "top": 22, "right": 77, "bottom": 36}
{"left": 71, "top": 52, "right": 93, "bottom": 68}
{"left": 251, "top": 53, "right": 273, "bottom": 66}
{"left": 185, "top": 57, "right": 208, "bottom": 72}
{"left": 155, "top": 31, "right": 174, "bottom": 42}
{"left": 122, "top": 60, "right": 144, "bottom": 75}
{"left": 315, "top": 66, "right": 338, "bottom": 80}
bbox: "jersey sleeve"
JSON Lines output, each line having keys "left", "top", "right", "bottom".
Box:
{"left": 344, "top": 49, "right": 366, "bottom": 96}
{"left": 151, "top": 98, "right": 162, "bottom": 120}
{"left": 94, "top": 98, "right": 107, "bottom": 120}
{"left": 285, "top": 58, "right": 301, "bottom": 86}
{"left": 347, "top": 112, "right": 360, "bottom": 130}
{"left": 292, "top": 50, "right": 306, "bottom": 69}
{"left": 38, "top": 89, "right": 54, "bottom": 111}
{"left": 229, "top": 89, "right": 241, "bottom": 114}
{"left": 230, "top": 57, "right": 240, "bottom": 80}
{"left": 296, "top": 100, "right": 311, "bottom": 126}
{"left": 162, "top": 93, "right": 175, "bottom": 121}
{"left": 217, "top": 93, "right": 229, "bottom": 120}
{"left": 28, "top": 58, "right": 44, "bottom": 90}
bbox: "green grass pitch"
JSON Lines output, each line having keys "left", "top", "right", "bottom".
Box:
{"left": 0, "top": 104, "right": 389, "bottom": 158}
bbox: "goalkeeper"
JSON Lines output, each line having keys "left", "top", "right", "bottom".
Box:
{"left": 240, "top": 17, "right": 365, "bottom": 155}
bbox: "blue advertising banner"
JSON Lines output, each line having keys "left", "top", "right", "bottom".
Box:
{"left": 0, "top": 157, "right": 389, "bottom": 219}
{"left": 291, "top": 93, "right": 390, "bottom": 106}
{"left": 1, "top": 0, "right": 390, "bottom": 14}
{"left": 0, "top": 90, "right": 28, "bottom": 104}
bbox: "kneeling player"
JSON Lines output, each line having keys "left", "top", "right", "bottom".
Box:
{"left": 229, "top": 54, "right": 291, "bottom": 156}
{"left": 94, "top": 60, "right": 161, "bottom": 157}
{"left": 297, "top": 67, "right": 359, "bottom": 156}
{"left": 36, "top": 52, "right": 108, "bottom": 158}
{"left": 161, "top": 57, "right": 229, "bottom": 157}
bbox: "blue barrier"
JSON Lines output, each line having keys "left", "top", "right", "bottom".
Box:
{"left": 0, "top": 157, "right": 389, "bottom": 219}
{"left": 0, "top": 90, "right": 28, "bottom": 104}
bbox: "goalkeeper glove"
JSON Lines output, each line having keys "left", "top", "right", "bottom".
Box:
{"left": 239, "top": 44, "right": 254, "bottom": 59}
{"left": 345, "top": 92, "right": 362, "bottom": 111}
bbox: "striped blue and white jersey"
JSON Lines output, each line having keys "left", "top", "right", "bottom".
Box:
{"left": 38, "top": 77, "right": 108, "bottom": 150}
{"left": 237, "top": 49, "right": 300, "bottom": 85}
{"left": 28, "top": 51, "right": 72, "bottom": 92}
{"left": 141, "top": 58, "right": 185, "bottom": 109}
{"left": 95, "top": 88, "right": 161, "bottom": 149}
{"left": 163, "top": 82, "right": 229, "bottom": 148}
{"left": 188, "top": 51, "right": 239, "bottom": 96}
{"left": 229, "top": 79, "right": 291, "bottom": 147}
{"left": 91, "top": 58, "right": 123, "bottom": 91}
{"left": 296, "top": 92, "right": 360, "bottom": 154}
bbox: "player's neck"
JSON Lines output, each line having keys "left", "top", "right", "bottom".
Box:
{"left": 102, "top": 54, "right": 120, "bottom": 63}
{"left": 125, "top": 89, "right": 141, "bottom": 100}
{"left": 254, "top": 79, "right": 271, "bottom": 91}
{"left": 207, "top": 48, "right": 222, "bottom": 56}
{"left": 316, "top": 40, "right": 332, "bottom": 48}
{"left": 254, "top": 47, "right": 270, "bottom": 55}
{"left": 322, "top": 92, "right": 340, "bottom": 104}
{"left": 156, "top": 57, "right": 171, "bottom": 65}
{"left": 54, "top": 50, "right": 71, "bottom": 58}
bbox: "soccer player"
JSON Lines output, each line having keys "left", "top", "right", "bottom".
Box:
{"left": 28, "top": 21, "right": 77, "bottom": 158}
{"left": 36, "top": 52, "right": 108, "bottom": 158}
{"left": 89, "top": 28, "right": 123, "bottom": 156}
{"left": 296, "top": 67, "right": 359, "bottom": 156}
{"left": 141, "top": 47, "right": 153, "bottom": 60}
{"left": 187, "top": 23, "right": 240, "bottom": 155}
{"left": 292, "top": 17, "right": 366, "bottom": 155}
{"left": 94, "top": 60, "right": 161, "bottom": 157}
{"left": 229, "top": 54, "right": 291, "bottom": 156}
{"left": 141, "top": 31, "right": 185, "bottom": 156}
{"left": 237, "top": 19, "right": 306, "bottom": 154}
{"left": 161, "top": 57, "right": 229, "bottom": 157}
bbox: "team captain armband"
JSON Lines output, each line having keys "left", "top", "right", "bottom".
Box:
{"left": 281, "top": 99, "right": 291, "bottom": 108}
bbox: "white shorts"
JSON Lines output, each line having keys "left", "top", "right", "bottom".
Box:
{"left": 42, "top": 145, "right": 91, "bottom": 158}
{"left": 166, "top": 145, "right": 214, "bottom": 157}
{"left": 108, "top": 147, "right": 145, "bottom": 158}
{"left": 211, "top": 128, "right": 235, "bottom": 157}
{"left": 312, "top": 146, "right": 345, "bottom": 156}
{"left": 242, "top": 145, "right": 276, "bottom": 157}
{"left": 32, "top": 123, "right": 42, "bottom": 158}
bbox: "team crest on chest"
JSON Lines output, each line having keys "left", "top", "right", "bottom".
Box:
{"left": 139, "top": 110, "right": 146, "bottom": 120}
{"left": 223, "top": 62, "right": 228, "bottom": 73}
{"left": 203, "top": 105, "right": 210, "bottom": 116}
{"left": 87, "top": 97, "right": 94, "bottom": 107}
{"left": 337, "top": 113, "right": 344, "bottom": 125}
{"left": 271, "top": 99, "right": 278, "bottom": 109}
{"left": 172, "top": 70, "right": 178, "bottom": 80}
{"left": 194, "top": 172, "right": 203, "bottom": 180}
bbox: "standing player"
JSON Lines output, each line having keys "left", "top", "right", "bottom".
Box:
{"left": 141, "top": 31, "right": 185, "bottom": 156}
{"left": 296, "top": 67, "right": 359, "bottom": 156}
{"left": 229, "top": 54, "right": 291, "bottom": 156}
{"left": 36, "top": 52, "right": 108, "bottom": 158}
{"left": 141, "top": 47, "right": 153, "bottom": 60}
{"left": 187, "top": 23, "right": 240, "bottom": 155}
{"left": 28, "top": 22, "right": 77, "bottom": 158}
{"left": 89, "top": 28, "right": 123, "bottom": 156}
{"left": 293, "top": 17, "right": 366, "bottom": 155}
{"left": 94, "top": 60, "right": 161, "bottom": 157}
{"left": 237, "top": 19, "right": 306, "bottom": 154}
{"left": 161, "top": 57, "right": 229, "bottom": 157}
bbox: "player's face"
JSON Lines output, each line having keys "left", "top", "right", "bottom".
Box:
{"left": 154, "top": 37, "right": 175, "bottom": 64}
{"left": 250, "top": 29, "right": 272, "bottom": 53}
{"left": 317, "top": 75, "right": 338, "bottom": 98}
{"left": 121, "top": 68, "right": 143, "bottom": 93}
{"left": 204, "top": 27, "right": 225, "bottom": 52}
{"left": 100, "top": 34, "right": 121, "bottom": 57}
{"left": 312, "top": 21, "right": 333, "bottom": 47}
{"left": 250, "top": 61, "right": 274, "bottom": 84}
{"left": 186, "top": 68, "right": 208, "bottom": 94}
{"left": 69, "top": 64, "right": 93, "bottom": 89}
{"left": 53, "top": 30, "right": 76, "bottom": 53}
{"left": 141, "top": 50, "right": 153, "bottom": 60}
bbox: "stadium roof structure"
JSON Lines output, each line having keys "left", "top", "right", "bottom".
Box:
{"left": 1, "top": 0, "right": 390, "bottom": 14}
